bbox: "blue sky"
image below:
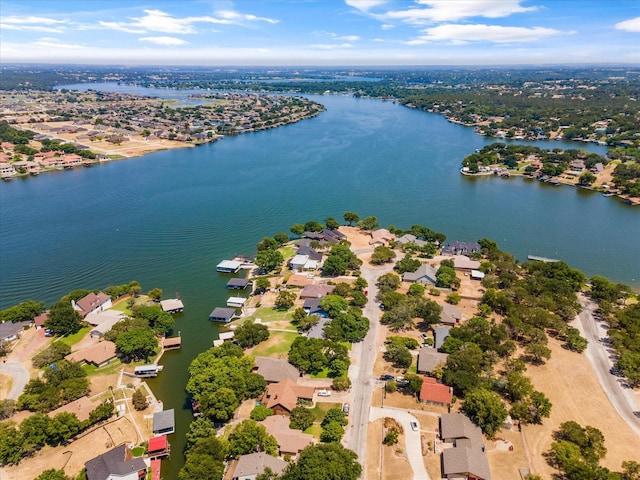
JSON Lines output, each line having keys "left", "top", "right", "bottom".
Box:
{"left": 1, "top": 0, "right": 638, "bottom": 65}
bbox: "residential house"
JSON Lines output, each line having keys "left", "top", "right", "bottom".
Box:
{"left": 0, "top": 320, "right": 30, "bottom": 342}
{"left": 440, "top": 413, "right": 491, "bottom": 480}
{"left": 306, "top": 317, "right": 330, "bottom": 340}
{"left": 286, "top": 274, "right": 313, "bottom": 288}
{"left": 48, "top": 396, "right": 94, "bottom": 422}
{"left": 299, "top": 284, "right": 334, "bottom": 299}
{"left": 254, "top": 357, "right": 300, "bottom": 384}
{"left": 228, "top": 452, "right": 287, "bottom": 480}
{"left": 417, "top": 348, "right": 449, "bottom": 374}
{"left": 450, "top": 255, "right": 480, "bottom": 271}
{"left": 434, "top": 326, "right": 452, "bottom": 350}
{"left": 369, "top": 228, "right": 395, "bottom": 246}
{"left": 262, "top": 378, "right": 315, "bottom": 415}
{"left": 419, "top": 377, "right": 453, "bottom": 406}
{"left": 0, "top": 163, "right": 17, "bottom": 177}
{"left": 441, "top": 241, "right": 481, "bottom": 256}
{"left": 289, "top": 254, "right": 309, "bottom": 270}
{"left": 73, "top": 291, "right": 112, "bottom": 317}
{"left": 84, "top": 443, "right": 148, "bottom": 480}
{"left": 34, "top": 312, "right": 48, "bottom": 329}
{"left": 440, "top": 303, "right": 463, "bottom": 326}
{"left": 261, "top": 415, "right": 314, "bottom": 456}
{"left": 65, "top": 340, "right": 117, "bottom": 367}
{"left": 403, "top": 263, "right": 438, "bottom": 285}
{"left": 302, "top": 298, "right": 324, "bottom": 316}
{"left": 396, "top": 233, "right": 428, "bottom": 248}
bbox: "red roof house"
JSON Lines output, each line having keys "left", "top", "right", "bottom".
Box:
{"left": 419, "top": 377, "right": 453, "bottom": 406}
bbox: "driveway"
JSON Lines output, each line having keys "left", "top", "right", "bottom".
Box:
{"left": 574, "top": 294, "right": 640, "bottom": 436}
{"left": 370, "top": 407, "right": 431, "bottom": 480}
{"left": 0, "top": 361, "right": 30, "bottom": 400}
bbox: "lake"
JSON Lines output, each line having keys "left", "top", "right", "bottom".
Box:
{"left": 0, "top": 85, "right": 638, "bottom": 478}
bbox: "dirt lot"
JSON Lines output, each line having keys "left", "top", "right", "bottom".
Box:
{"left": 522, "top": 339, "right": 640, "bottom": 477}
{"left": 366, "top": 418, "right": 414, "bottom": 480}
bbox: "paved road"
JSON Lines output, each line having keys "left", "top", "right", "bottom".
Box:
{"left": 574, "top": 294, "right": 640, "bottom": 437}
{"left": 346, "top": 258, "right": 396, "bottom": 473}
{"left": 370, "top": 407, "right": 430, "bottom": 480}
{"left": 0, "top": 361, "right": 30, "bottom": 400}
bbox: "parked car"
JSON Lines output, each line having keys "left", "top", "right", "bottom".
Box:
{"left": 44, "top": 329, "right": 54, "bottom": 337}
{"left": 396, "top": 376, "right": 405, "bottom": 382}
{"left": 410, "top": 421, "right": 419, "bottom": 431}
{"left": 317, "top": 389, "right": 331, "bottom": 397}
{"left": 343, "top": 403, "right": 350, "bottom": 415}
{"left": 380, "top": 374, "right": 395, "bottom": 381}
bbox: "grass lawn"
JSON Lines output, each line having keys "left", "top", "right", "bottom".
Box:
{"left": 247, "top": 307, "right": 294, "bottom": 323}
{"left": 82, "top": 360, "right": 122, "bottom": 377}
{"left": 304, "top": 423, "right": 323, "bottom": 439}
{"left": 110, "top": 301, "right": 133, "bottom": 315}
{"left": 250, "top": 331, "right": 299, "bottom": 358}
{"left": 131, "top": 446, "right": 145, "bottom": 457}
{"left": 280, "top": 246, "right": 296, "bottom": 260}
{"left": 60, "top": 326, "right": 91, "bottom": 347}
{"left": 308, "top": 402, "right": 342, "bottom": 423}
{"left": 310, "top": 368, "right": 330, "bottom": 379}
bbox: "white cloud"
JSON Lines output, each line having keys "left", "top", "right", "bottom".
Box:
{"left": 2, "top": 15, "right": 67, "bottom": 25}
{"left": 381, "top": 24, "right": 394, "bottom": 30}
{"left": 0, "top": 23, "right": 65, "bottom": 33}
{"left": 336, "top": 34, "right": 360, "bottom": 41}
{"left": 345, "top": 0, "right": 389, "bottom": 12}
{"left": 31, "top": 37, "right": 83, "bottom": 49}
{"left": 99, "top": 8, "right": 278, "bottom": 36}
{"left": 615, "top": 17, "right": 640, "bottom": 33}
{"left": 139, "top": 36, "right": 189, "bottom": 46}
{"left": 310, "top": 43, "right": 354, "bottom": 49}
{"left": 408, "top": 24, "right": 562, "bottom": 44}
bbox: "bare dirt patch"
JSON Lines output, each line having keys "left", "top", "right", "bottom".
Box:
{"left": 0, "top": 373, "right": 12, "bottom": 398}
{"left": 486, "top": 428, "right": 529, "bottom": 480}
{"left": 522, "top": 339, "right": 640, "bottom": 477}
{"left": 366, "top": 417, "right": 414, "bottom": 480}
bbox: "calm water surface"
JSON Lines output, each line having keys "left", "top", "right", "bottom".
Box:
{"left": 1, "top": 85, "right": 638, "bottom": 478}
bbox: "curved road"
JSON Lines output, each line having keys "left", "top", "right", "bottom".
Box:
{"left": 575, "top": 294, "right": 640, "bottom": 437}
{"left": 0, "top": 361, "right": 30, "bottom": 400}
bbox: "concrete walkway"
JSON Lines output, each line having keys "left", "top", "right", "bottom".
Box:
{"left": 0, "top": 361, "right": 30, "bottom": 400}
{"left": 370, "top": 406, "right": 431, "bottom": 480}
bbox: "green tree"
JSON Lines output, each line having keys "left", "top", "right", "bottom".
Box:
{"left": 32, "top": 342, "right": 71, "bottom": 368}
{"left": 321, "top": 408, "right": 348, "bottom": 427}
{"left": 254, "top": 277, "right": 271, "bottom": 293}
{"left": 290, "top": 224, "right": 305, "bottom": 236}
{"left": 234, "top": 322, "right": 270, "bottom": 348}
{"left": 383, "top": 343, "right": 413, "bottom": 368}
{"left": 289, "top": 406, "right": 314, "bottom": 431}
{"left": 20, "top": 413, "right": 50, "bottom": 450}
{"left": 320, "top": 421, "right": 344, "bottom": 443}
{"left": 377, "top": 273, "right": 401, "bottom": 293}
{"left": 275, "top": 290, "right": 297, "bottom": 310}
{"left": 564, "top": 327, "right": 588, "bottom": 353}
{"left": 343, "top": 212, "right": 360, "bottom": 226}
{"left": 201, "top": 387, "right": 239, "bottom": 423}
{"left": 325, "top": 217, "right": 340, "bottom": 229}
{"left": 0, "top": 300, "right": 45, "bottom": 323}
{"left": 274, "top": 232, "right": 290, "bottom": 244}
{"left": 115, "top": 328, "right": 157, "bottom": 361}
{"left": 332, "top": 376, "right": 351, "bottom": 391}
{"left": 323, "top": 245, "right": 361, "bottom": 276}
{"left": 358, "top": 216, "right": 379, "bottom": 231}
{"left": 395, "top": 254, "right": 421, "bottom": 274}
{"left": 255, "top": 249, "right": 284, "bottom": 273}
{"left": 281, "top": 443, "right": 361, "bottom": 480}
{"left": 578, "top": 171, "right": 597, "bottom": 186}
{"left": 147, "top": 288, "right": 163, "bottom": 301}
{"left": 0, "top": 422, "right": 24, "bottom": 465}
{"left": 34, "top": 469, "right": 72, "bottom": 480}
{"left": 304, "top": 221, "right": 324, "bottom": 233}
{"left": 45, "top": 301, "right": 82, "bottom": 335}
{"left": 319, "top": 295, "right": 349, "bottom": 317}
{"left": 257, "top": 237, "right": 279, "bottom": 251}
{"left": 228, "top": 420, "right": 278, "bottom": 458}
{"left": 179, "top": 436, "right": 226, "bottom": 480}
{"left": 47, "top": 412, "right": 80, "bottom": 446}
{"left": 0, "top": 399, "right": 16, "bottom": 420}
{"left": 462, "top": 388, "right": 508, "bottom": 438}
{"left": 407, "top": 283, "right": 425, "bottom": 298}
{"left": 524, "top": 342, "right": 552, "bottom": 365}
{"left": 250, "top": 405, "right": 273, "bottom": 421}
{"left": 132, "top": 388, "right": 148, "bottom": 411}
{"left": 371, "top": 246, "right": 396, "bottom": 265}
{"left": 504, "top": 371, "right": 534, "bottom": 402}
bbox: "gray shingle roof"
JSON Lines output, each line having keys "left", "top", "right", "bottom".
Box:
{"left": 85, "top": 444, "right": 147, "bottom": 480}
{"left": 233, "top": 452, "right": 287, "bottom": 478}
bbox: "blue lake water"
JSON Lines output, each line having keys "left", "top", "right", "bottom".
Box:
{"left": 1, "top": 84, "right": 638, "bottom": 478}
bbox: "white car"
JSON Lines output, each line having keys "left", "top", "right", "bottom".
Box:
{"left": 410, "top": 421, "right": 419, "bottom": 431}
{"left": 317, "top": 389, "right": 331, "bottom": 397}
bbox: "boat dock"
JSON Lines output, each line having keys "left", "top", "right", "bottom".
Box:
{"left": 528, "top": 255, "right": 560, "bottom": 263}
{"left": 216, "top": 256, "right": 255, "bottom": 273}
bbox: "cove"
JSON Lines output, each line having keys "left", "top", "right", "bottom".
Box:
{"left": 0, "top": 85, "right": 638, "bottom": 478}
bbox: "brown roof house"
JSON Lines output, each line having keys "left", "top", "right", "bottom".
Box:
{"left": 440, "top": 413, "right": 491, "bottom": 480}
{"left": 72, "top": 292, "right": 112, "bottom": 317}
{"left": 262, "top": 378, "right": 315, "bottom": 415}
{"left": 299, "top": 284, "right": 334, "bottom": 299}
{"left": 227, "top": 452, "right": 287, "bottom": 480}
{"left": 66, "top": 340, "right": 117, "bottom": 367}
{"left": 85, "top": 443, "right": 148, "bottom": 480}
{"left": 261, "top": 415, "right": 314, "bottom": 456}
{"left": 369, "top": 228, "right": 395, "bottom": 246}
{"left": 254, "top": 357, "right": 300, "bottom": 384}
{"left": 417, "top": 347, "right": 449, "bottom": 375}
{"left": 440, "top": 303, "right": 463, "bottom": 326}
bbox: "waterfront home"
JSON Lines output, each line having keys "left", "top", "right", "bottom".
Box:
{"left": 289, "top": 254, "right": 309, "bottom": 270}
{"left": 450, "top": 255, "right": 481, "bottom": 271}
{"left": 65, "top": 340, "right": 117, "bottom": 367}
{"left": 397, "top": 233, "right": 428, "bottom": 248}
{"left": 299, "top": 284, "right": 334, "bottom": 299}
{"left": 153, "top": 409, "right": 175, "bottom": 435}
{"left": 369, "top": 228, "right": 395, "bottom": 246}
{"left": 441, "top": 241, "right": 481, "bottom": 256}
{"left": 84, "top": 443, "right": 148, "bottom": 480}
{"left": 253, "top": 357, "right": 300, "bottom": 384}
{"left": 209, "top": 307, "right": 238, "bottom": 322}
{"left": 160, "top": 298, "right": 184, "bottom": 313}
{"left": 228, "top": 452, "right": 287, "bottom": 480}
{"left": 0, "top": 163, "right": 17, "bottom": 177}
{"left": 402, "top": 263, "right": 438, "bottom": 285}
{"left": 72, "top": 291, "right": 112, "bottom": 317}
{"left": 0, "top": 320, "right": 30, "bottom": 342}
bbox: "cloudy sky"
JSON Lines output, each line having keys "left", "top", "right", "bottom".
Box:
{"left": 1, "top": 0, "right": 638, "bottom": 65}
